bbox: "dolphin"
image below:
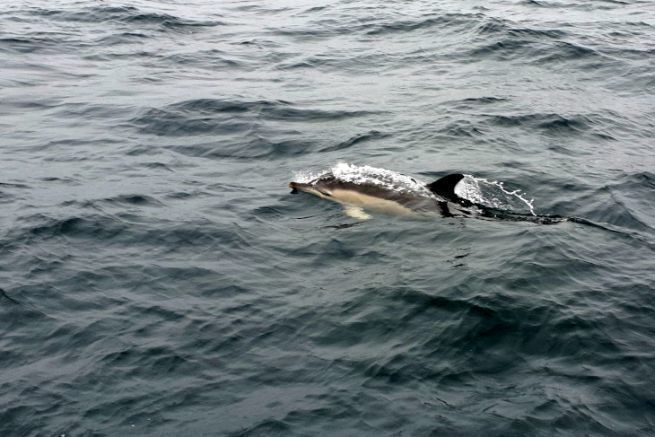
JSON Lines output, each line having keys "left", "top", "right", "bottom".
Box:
{"left": 289, "top": 165, "right": 571, "bottom": 224}
{"left": 289, "top": 170, "right": 471, "bottom": 219}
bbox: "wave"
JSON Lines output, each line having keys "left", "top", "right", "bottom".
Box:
{"left": 7, "top": 213, "right": 257, "bottom": 254}
{"left": 275, "top": 12, "right": 478, "bottom": 39}
{"left": 67, "top": 194, "right": 164, "bottom": 208}
{"left": 28, "top": 5, "right": 222, "bottom": 29}
{"left": 163, "top": 50, "right": 246, "bottom": 71}
{"left": 0, "top": 33, "right": 80, "bottom": 55}
{"left": 465, "top": 38, "right": 606, "bottom": 66}
{"left": 523, "top": 0, "right": 632, "bottom": 9}
{"left": 466, "top": 38, "right": 539, "bottom": 60}
{"left": 474, "top": 18, "right": 567, "bottom": 39}
{"left": 27, "top": 215, "right": 127, "bottom": 240}
{"left": 453, "top": 15, "right": 614, "bottom": 68}
{"left": 94, "top": 31, "right": 149, "bottom": 46}
{"left": 168, "top": 138, "right": 311, "bottom": 161}
{"left": 547, "top": 171, "right": 655, "bottom": 237}
{"left": 130, "top": 97, "right": 379, "bottom": 153}
{"left": 0, "top": 287, "right": 50, "bottom": 331}
{"left": 439, "top": 120, "right": 486, "bottom": 138}
{"left": 483, "top": 112, "right": 593, "bottom": 135}
{"left": 364, "top": 14, "right": 476, "bottom": 36}
{"left": 318, "top": 130, "right": 390, "bottom": 153}
{"left": 535, "top": 41, "right": 607, "bottom": 64}
{"left": 276, "top": 10, "right": 568, "bottom": 45}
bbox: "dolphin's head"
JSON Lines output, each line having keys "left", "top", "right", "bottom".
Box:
{"left": 289, "top": 173, "right": 337, "bottom": 199}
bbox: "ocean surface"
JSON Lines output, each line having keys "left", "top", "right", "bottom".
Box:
{"left": 2, "top": 0, "right": 655, "bottom": 435}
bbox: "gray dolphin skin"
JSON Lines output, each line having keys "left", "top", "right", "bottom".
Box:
{"left": 289, "top": 172, "right": 468, "bottom": 219}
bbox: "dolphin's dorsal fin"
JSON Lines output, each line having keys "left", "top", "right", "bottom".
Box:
{"left": 426, "top": 173, "right": 465, "bottom": 202}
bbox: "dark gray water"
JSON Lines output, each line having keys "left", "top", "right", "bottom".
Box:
{"left": 2, "top": 0, "right": 655, "bottom": 435}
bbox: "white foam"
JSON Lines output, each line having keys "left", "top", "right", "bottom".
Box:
{"left": 292, "top": 169, "right": 324, "bottom": 184}
{"left": 329, "top": 162, "right": 433, "bottom": 195}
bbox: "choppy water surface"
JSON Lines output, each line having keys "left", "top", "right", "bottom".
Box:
{"left": 2, "top": 0, "right": 655, "bottom": 435}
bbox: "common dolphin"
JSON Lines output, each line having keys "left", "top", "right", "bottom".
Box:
{"left": 289, "top": 169, "right": 470, "bottom": 219}
{"left": 289, "top": 164, "right": 570, "bottom": 224}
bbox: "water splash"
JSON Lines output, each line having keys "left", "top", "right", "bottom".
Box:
{"left": 455, "top": 175, "right": 536, "bottom": 216}
{"left": 292, "top": 169, "right": 324, "bottom": 184}
{"left": 294, "top": 162, "right": 434, "bottom": 196}
{"left": 331, "top": 162, "right": 433, "bottom": 195}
